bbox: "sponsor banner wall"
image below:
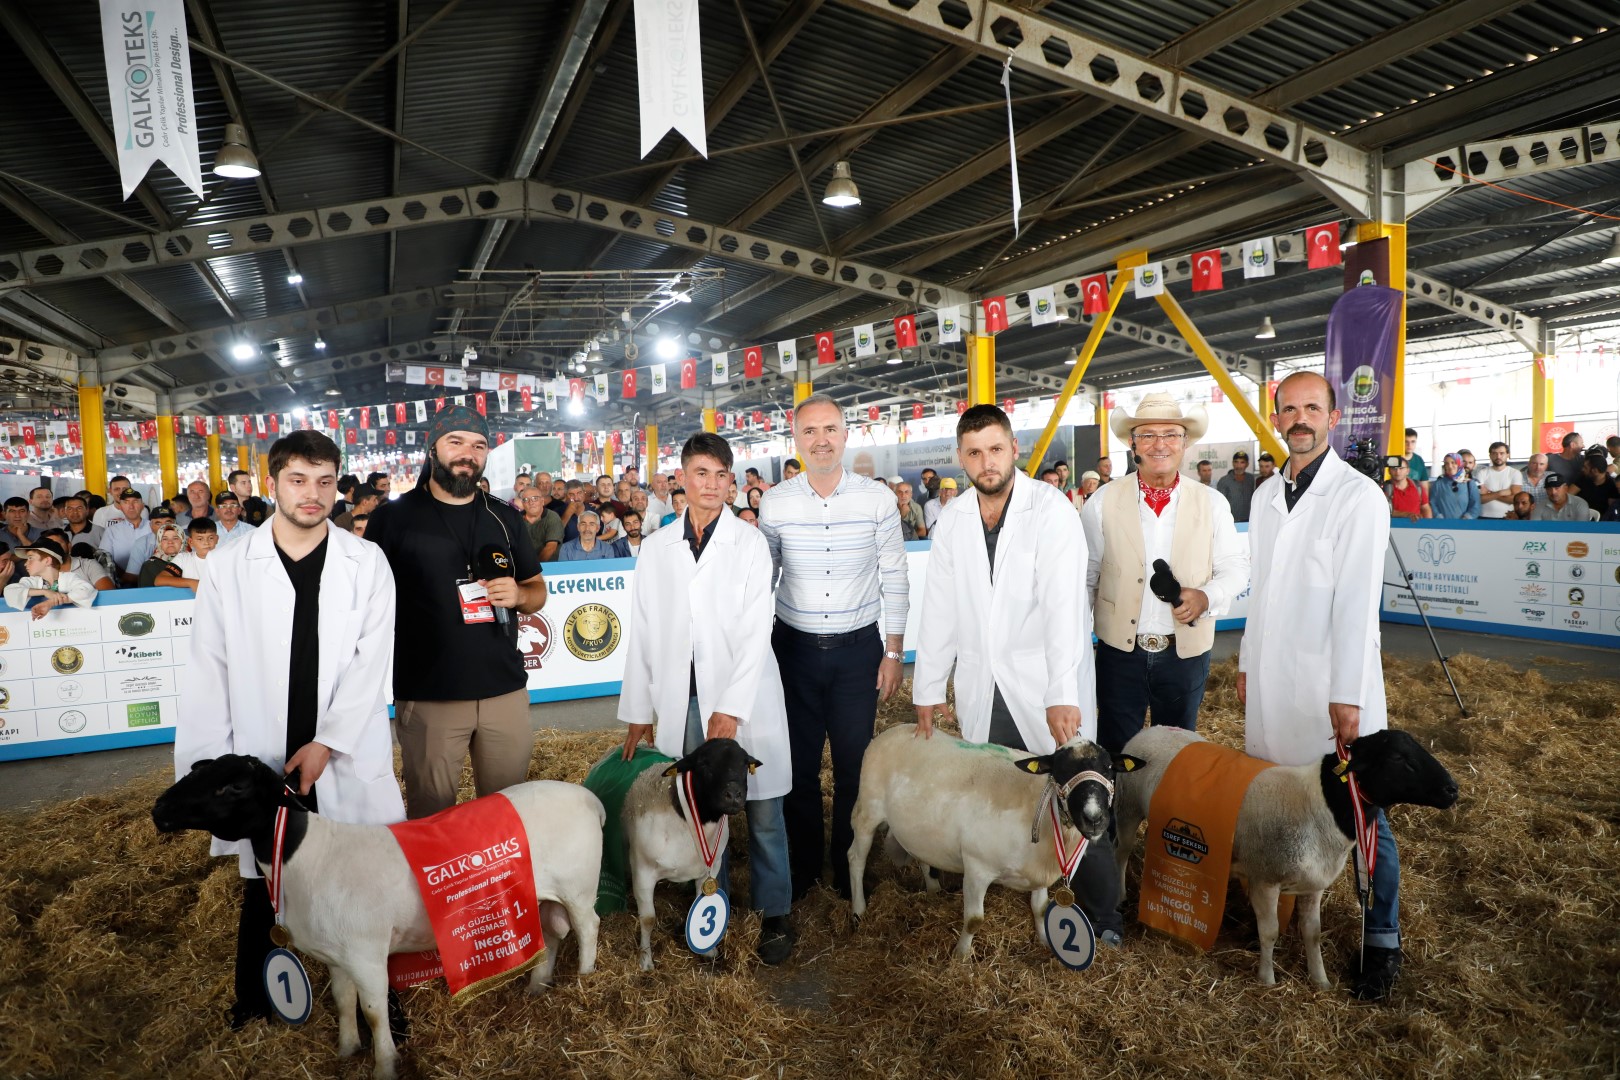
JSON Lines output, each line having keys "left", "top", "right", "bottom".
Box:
{"left": 0, "top": 589, "right": 192, "bottom": 761}
{"left": 1382, "top": 520, "right": 1619, "bottom": 646}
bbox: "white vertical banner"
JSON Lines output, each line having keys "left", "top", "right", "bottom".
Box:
{"left": 633, "top": 0, "right": 708, "bottom": 160}
{"left": 593, "top": 374, "right": 609, "bottom": 403}
{"left": 650, "top": 363, "right": 668, "bottom": 394}
{"left": 935, "top": 305, "right": 963, "bottom": 343}
{"left": 1133, "top": 262, "right": 1166, "bottom": 299}
{"left": 854, "top": 324, "right": 877, "bottom": 357}
{"left": 1242, "top": 236, "right": 1278, "bottom": 278}
{"left": 1029, "top": 284, "right": 1060, "bottom": 326}
{"left": 414, "top": 400, "right": 428, "bottom": 422}
{"left": 1000, "top": 55, "right": 1022, "bottom": 238}
{"left": 543, "top": 381, "right": 559, "bottom": 411}
{"left": 712, "top": 353, "right": 729, "bottom": 384}
{"left": 480, "top": 371, "right": 501, "bottom": 391}
{"left": 777, "top": 339, "right": 796, "bottom": 374}
{"left": 497, "top": 389, "right": 510, "bottom": 413}
{"left": 99, "top": 0, "right": 205, "bottom": 200}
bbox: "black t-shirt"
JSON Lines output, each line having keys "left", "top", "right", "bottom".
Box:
{"left": 366, "top": 486, "right": 541, "bottom": 701}
{"left": 241, "top": 496, "right": 270, "bottom": 527}
{"left": 1573, "top": 474, "right": 1619, "bottom": 517}
{"left": 277, "top": 536, "right": 328, "bottom": 810}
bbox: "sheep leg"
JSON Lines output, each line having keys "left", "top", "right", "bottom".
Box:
{"left": 1298, "top": 890, "right": 1329, "bottom": 988}
{"left": 1249, "top": 880, "right": 1283, "bottom": 986}
{"left": 1114, "top": 800, "right": 1144, "bottom": 901}
{"left": 527, "top": 901, "right": 570, "bottom": 992}
{"left": 565, "top": 896, "right": 599, "bottom": 977}
{"left": 847, "top": 803, "right": 879, "bottom": 921}
{"left": 921, "top": 865, "right": 942, "bottom": 894}
{"left": 953, "top": 863, "right": 993, "bottom": 961}
{"left": 350, "top": 961, "right": 398, "bottom": 1080}
{"left": 1030, "top": 888, "right": 1051, "bottom": 949}
{"left": 330, "top": 965, "right": 362, "bottom": 1059}
{"left": 631, "top": 861, "right": 658, "bottom": 972}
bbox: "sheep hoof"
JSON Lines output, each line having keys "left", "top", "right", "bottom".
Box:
{"left": 639, "top": 955, "right": 654, "bottom": 973}
{"left": 1257, "top": 970, "right": 1277, "bottom": 987}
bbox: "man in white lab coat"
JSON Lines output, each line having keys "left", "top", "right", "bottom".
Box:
{"left": 912, "top": 405, "right": 1118, "bottom": 945}
{"left": 1237, "top": 371, "right": 1398, "bottom": 1001}
{"left": 619, "top": 432, "right": 796, "bottom": 964}
{"left": 177, "top": 430, "right": 402, "bottom": 1029}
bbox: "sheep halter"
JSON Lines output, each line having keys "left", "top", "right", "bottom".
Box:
{"left": 1032, "top": 771, "right": 1110, "bottom": 903}
{"left": 681, "top": 770, "right": 727, "bottom": 894}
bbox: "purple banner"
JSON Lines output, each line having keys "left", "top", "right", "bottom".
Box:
{"left": 1324, "top": 286, "right": 1402, "bottom": 458}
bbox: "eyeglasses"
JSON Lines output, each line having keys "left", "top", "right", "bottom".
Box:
{"left": 1134, "top": 433, "right": 1185, "bottom": 446}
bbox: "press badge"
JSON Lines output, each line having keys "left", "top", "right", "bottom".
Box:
{"left": 457, "top": 578, "right": 495, "bottom": 624}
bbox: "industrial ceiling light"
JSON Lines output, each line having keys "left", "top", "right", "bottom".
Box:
{"left": 822, "top": 160, "right": 861, "bottom": 208}
{"left": 324, "top": 387, "right": 340, "bottom": 396}
{"left": 286, "top": 272, "right": 303, "bottom": 286}
{"left": 1255, "top": 316, "right": 1277, "bottom": 339}
{"left": 886, "top": 355, "right": 903, "bottom": 365}
{"left": 313, "top": 336, "right": 326, "bottom": 351}
{"left": 213, "top": 122, "right": 262, "bottom": 179}
{"left": 231, "top": 341, "right": 257, "bottom": 361}
{"left": 656, "top": 336, "right": 680, "bottom": 360}
{"left": 1602, "top": 233, "right": 1620, "bottom": 264}
{"left": 586, "top": 342, "right": 604, "bottom": 365}
{"left": 1063, "top": 347, "right": 1079, "bottom": 366}
{"left": 462, "top": 345, "right": 478, "bottom": 365}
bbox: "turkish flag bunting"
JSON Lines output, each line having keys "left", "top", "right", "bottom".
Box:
{"left": 520, "top": 387, "right": 533, "bottom": 411}
{"left": 435, "top": 397, "right": 445, "bottom": 412}
{"left": 67, "top": 422, "right": 81, "bottom": 446}
{"left": 170, "top": 416, "right": 180, "bottom": 435}
{"left": 584, "top": 432, "right": 595, "bottom": 452}
{"left": 358, "top": 408, "right": 370, "bottom": 430}
{"left": 324, "top": 410, "right": 337, "bottom": 428}
{"left": 1191, "top": 249, "right": 1224, "bottom": 292}
{"left": 912, "top": 403, "right": 924, "bottom": 420}
{"left": 568, "top": 379, "right": 584, "bottom": 401}
{"left": 395, "top": 403, "right": 407, "bottom": 424}
{"left": 815, "top": 331, "right": 836, "bottom": 365}
{"left": 496, "top": 432, "right": 507, "bottom": 446}
{"left": 734, "top": 414, "right": 745, "bottom": 430}
{"left": 621, "top": 370, "right": 637, "bottom": 398}
{"left": 1306, "top": 222, "right": 1342, "bottom": 268}
{"left": 267, "top": 413, "right": 280, "bottom": 434}
{"left": 22, "top": 424, "right": 37, "bottom": 445}
{"left": 611, "top": 431, "right": 623, "bottom": 453}
{"left": 982, "top": 296, "right": 1009, "bottom": 333}
{"left": 743, "top": 346, "right": 764, "bottom": 379}
{"left": 893, "top": 314, "right": 917, "bottom": 349}
{"left": 1081, "top": 274, "right": 1109, "bottom": 315}
{"left": 1103, "top": 391, "right": 1117, "bottom": 409}
{"left": 425, "top": 367, "right": 444, "bottom": 386}
{"left": 345, "top": 428, "right": 358, "bottom": 445}
{"left": 680, "top": 357, "right": 697, "bottom": 389}
{"left": 475, "top": 392, "right": 487, "bottom": 416}
{"left": 499, "top": 373, "right": 518, "bottom": 391}
{"left": 751, "top": 410, "right": 763, "bottom": 424}
{"left": 216, "top": 417, "right": 228, "bottom": 435}
{"left": 955, "top": 401, "right": 967, "bottom": 415}
{"left": 785, "top": 409, "right": 793, "bottom": 427}
{"left": 1211, "top": 386, "right": 1225, "bottom": 403}
{"left": 1002, "top": 398, "right": 1016, "bottom": 414}
{"left": 763, "top": 417, "right": 772, "bottom": 432}
{"left": 109, "top": 422, "right": 123, "bottom": 441}
{"left": 193, "top": 416, "right": 207, "bottom": 436}
{"left": 867, "top": 405, "right": 880, "bottom": 421}
{"left": 385, "top": 430, "right": 397, "bottom": 445}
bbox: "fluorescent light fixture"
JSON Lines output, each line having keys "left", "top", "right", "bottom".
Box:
{"left": 1255, "top": 316, "right": 1277, "bottom": 339}
{"left": 313, "top": 336, "right": 326, "bottom": 351}
{"left": 325, "top": 388, "right": 340, "bottom": 396}
{"left": 1064, "top": 348, "right": 1079, "bottom": 365}
{"left": 286, "top": 272, "right": 303, "bottom": 285}
{"left": 231, "top": 341, "right": 257, "bottom": 361}
{"left": 462, "top": 346, "right": 478, "bottom": 364}
{"left": 656, "top": 336, "right": 680, "bottom": 360}
{"left": 213, "top": 122, "right": 261, "bottom": 179}
{"left": 586, "top": 342, "right": 604, "bottom": 365}
{"left": 1603, "top": 234, "right": 1620, "bottom": 265}
{"left": 886, "top": 355, "right": 903, "bottom": 365}
{"left": 822, "top": 160, "right": 861, "bottom": 208}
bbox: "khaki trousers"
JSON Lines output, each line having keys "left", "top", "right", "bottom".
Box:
{"left": 395, "top": 688, "right": 533, "bottom": 819}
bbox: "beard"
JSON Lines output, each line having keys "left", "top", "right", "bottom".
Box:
{"left": 973, "top": 467, "right": 1014, "bottom": 497}
{"left": 431, "top": 453, "right": 483, "bottom": 498}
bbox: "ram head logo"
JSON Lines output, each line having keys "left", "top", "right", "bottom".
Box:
{"left": 1416, "top": 534, "right": 1457, "bottom": 566}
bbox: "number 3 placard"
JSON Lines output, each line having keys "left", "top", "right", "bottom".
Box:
{"left": 685, "top": 892, "right": 729, "bottom": 955}
{"left": 263, "top": 947, "right": 313, "bottom": 1024}
{"left": 1043, "top": 901, "right": 1096, "bottom": 971}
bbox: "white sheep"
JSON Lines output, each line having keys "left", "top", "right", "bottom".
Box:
{"left": 848, "top": 724, "right": 1118, "bottom": 960}
{"left": 153, "top": 755, "right": 603, "bottom": 1080}
{"left": 1113, "top": 726, "right": 1458, "bottom": 987}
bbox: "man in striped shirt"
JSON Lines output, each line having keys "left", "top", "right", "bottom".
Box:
{"left": 760, "top": 393, "right": 909, "bottom": 901}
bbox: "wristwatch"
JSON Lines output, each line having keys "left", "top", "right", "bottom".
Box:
{"left": 883, "top": 650, "right": 903, "bottom": 661}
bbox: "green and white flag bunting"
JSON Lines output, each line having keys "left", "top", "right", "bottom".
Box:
{"left": 854, "top": 323, "right": 876, "bottom": 357}
{"left": 593, "top": 374, "right": 609, "bottom": 403}
{"left": 936, "top": 305, "right": 963, "bottom": 343}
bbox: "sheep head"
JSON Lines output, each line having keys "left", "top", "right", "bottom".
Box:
{"left": 152, "top": 754, "right": 286, "bottom": 841}
{"left": 1016, "top": 739, "right": 1119, "bottom": 841}
{"left": 1339, "top": 729, "right": 1459, "bottom": 811}
{"left": 662, "top": 737, "right": 760, "bottom": 822}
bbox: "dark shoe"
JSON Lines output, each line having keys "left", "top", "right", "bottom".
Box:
{"left": 1099, "top": 929, "right": 1124, "bottom": 950}
{"left": 226, "top": 1001, "right": 270, "bottom": 1031}
{"left": 757, "top": 915, "right": 795, "bottom": 965}
{"left": 1352, "top": 946, "right": 1402, "bottom": 1001}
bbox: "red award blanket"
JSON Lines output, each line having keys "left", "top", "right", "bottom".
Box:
{"left": 1139, "top": 741, "right": 1290, "bottom": 951}
{"left": 385, "top": 792, "right": 545, "bottom": 998}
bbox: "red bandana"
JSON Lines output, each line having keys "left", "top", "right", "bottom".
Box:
{"left": 1139, "top": 473, "right": 1178, "bottom": 517}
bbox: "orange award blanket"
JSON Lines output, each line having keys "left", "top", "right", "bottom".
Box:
{"left": 1138, "top": 741, "right": 1279, "bottom": 951}
{"left": 385, "top": 792, "right": 544, "bottom": 998}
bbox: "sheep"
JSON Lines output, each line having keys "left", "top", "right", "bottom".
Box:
{"left": 847, "top": 724, "right": 1118, "bottom": 960}
{"left": 152, "top": 755, "right": 604, "bottom": 1080}
{"left": 1113, "top": 726, "right": 1458, "bottom": 988}
{"left": 622, "top": 737, "right": 759, "bottom": 970}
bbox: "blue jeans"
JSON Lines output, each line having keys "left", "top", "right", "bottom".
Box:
{"left": 1365, "top": 809, "right": 1401, "bottom": 949}
{"left": 1095, "top": 641, "right": 1212, "bottom": 755}
{"left": 684, "top": 698, "right": 792, "bottom": 917}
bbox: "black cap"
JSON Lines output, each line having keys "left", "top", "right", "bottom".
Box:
{"left": 215, "top": 491, "right": 240, "bottom": 504}
{"left": 150, "top": 504, "right": 177, "bottom": 519}
{"left": 1543, "top": 472, "right": 1566, "bottom": 487}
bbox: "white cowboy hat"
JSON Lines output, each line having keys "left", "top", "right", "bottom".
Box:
{"left": 1109, "top": 392, "right": 1209, "bottom": 445}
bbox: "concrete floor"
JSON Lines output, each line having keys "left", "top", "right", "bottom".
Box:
{"left": 2, "top": 626, "right": 1612, "bottom": 815}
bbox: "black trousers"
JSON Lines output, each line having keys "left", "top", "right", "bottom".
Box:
{"left": 774, "top": 621, "right": 882, "bottom": 899}
{"left": 988, "top": 687, "right": 1123, "bottom": 935}
{"left": 1095, "top": 641, "right": 1211, "bottom": 756}
{"left": 233, "top": 784, "right": 316, "bottom": 1015}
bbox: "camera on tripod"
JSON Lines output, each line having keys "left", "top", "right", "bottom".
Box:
{"left": 1344, "top": 438, "right": 1403, "bottom": 482}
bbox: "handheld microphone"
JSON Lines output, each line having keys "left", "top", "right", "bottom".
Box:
{"left": 1149, "top": 558, "right": 1183, "bottom": 607}
{"left": 1132, "top": 453, "right": 1143, "bottom": 465}
{"left": 477, "top": 544, "right": 514, "bottom": 626}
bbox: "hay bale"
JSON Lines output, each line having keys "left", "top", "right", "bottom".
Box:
{"left": 2, "top": 655, "right": 1617, "bottom": 1079}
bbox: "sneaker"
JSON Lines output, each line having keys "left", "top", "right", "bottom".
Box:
{"left": 1352, "top": 945, "right": 1402, "bottom": 1002}
{"left": 226, "top": 1001, "right": 270, "bottom": 1031}
{"left": 756, "top": 915, "right": 795, "bottom": 965}
{"left": 1099, "top": 929, "right": 1124, "bottom": 950}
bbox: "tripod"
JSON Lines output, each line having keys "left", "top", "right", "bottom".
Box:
{"left": 1384, "top": 534, "right": 1468, "bottom": 718}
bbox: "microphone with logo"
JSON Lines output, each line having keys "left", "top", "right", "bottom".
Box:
{"left": 477, "top": 544, "right": 514, "bottom": 627}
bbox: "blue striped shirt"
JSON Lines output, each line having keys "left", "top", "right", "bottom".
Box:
{"left": 759, "top": 471, "right": 909, "bottom": 635}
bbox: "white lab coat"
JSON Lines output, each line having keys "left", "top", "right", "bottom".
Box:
{"left": 1239, "top": 448, "right": 1389, "bottom": 767}
{"left": 617, "top": 508, "right": 791, "bottom": 800}
{"left": 913, "top": 474, "right": 1095, "bottom": 753}
{"left": 176, "top": 521, "right": 404, "bottom": 875}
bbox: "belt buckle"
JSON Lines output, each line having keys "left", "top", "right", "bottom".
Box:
{"left": 1138, "top": 633, "right": 1170, "bottom": 653}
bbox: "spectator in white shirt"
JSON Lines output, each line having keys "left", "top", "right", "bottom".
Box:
{"left": 91, "top": 476, "right": 135, "bottom": 529}
{"left": 103, "top": 490, "right": 158, "bottom": 582}
{"left": 1476, "top": 441, "right": 1523, "bottom": 519}
{"left": 3, "top": 536, "right": 98, "bottom": 615}
{"left": 644, "top": 473, "right": 673, "bottom": 533}
{"left": 1521, "top": 453, "right": 1550, "bottom": 503}
{"left": 211, "top": 492, "right": 256, "bottom": 548}
{"left": 165, "top": 518, "right": 218, "bottom": 590}
{"left": 923, "top": 477, "right": 957, "bottom": 529}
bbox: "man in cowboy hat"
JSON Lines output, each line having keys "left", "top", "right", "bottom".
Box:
{"left": 365, "top": 404, "right": 549, "bottom": 818}
{"left": 1080, "top": 393, "right": 1248, "bottom": 755}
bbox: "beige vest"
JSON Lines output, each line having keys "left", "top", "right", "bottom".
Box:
{"left": 1095, "top": 478, "right": 1216, "bottom": 658}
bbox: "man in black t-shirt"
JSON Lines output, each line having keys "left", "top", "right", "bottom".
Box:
{"left": 367, "top": 406, "right": 548, "bottom": 818}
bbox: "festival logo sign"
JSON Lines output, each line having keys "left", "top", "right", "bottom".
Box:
{"left": 126, "top": 701, "right": 162, "bottom": 728}
{"left": 55, "top": 680, "right": 85, "bottom": 703}
{"left": 52, "top": 647, "right": 85, "bottom": 675}
{"left": 516, "top": 612, "right": 555, "bottom": 672}
{"left": 111, "top": 643, "right": 170, "bottom": 668}
{"left": 116, "top": 611, "right": 157, "bottom": 637}
{"left": 1565, "top": 541, "right": 1589, "bottom": 559}
{"left": 1416, "top": 534, "right": 1457, "bottom": 567}
{"left": 563, "top": 603, "right": 622, "bottom": 661}
{"left": 1324, "top": 286, "right": 1403, "bottom": 460}
{"left": 57, "top": 710, "right": 88, "bottom": 734}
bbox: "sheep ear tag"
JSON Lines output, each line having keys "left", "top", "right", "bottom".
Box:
{"left": 263, "top": 948, "right": 313, "bottom": 1025}
{"left": 1043, "top": 900, "right": 1096, "bottom": 972}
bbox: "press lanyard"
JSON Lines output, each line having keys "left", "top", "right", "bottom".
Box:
{"left": 430, "top": 495, "right": 482, "bottom": 577}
